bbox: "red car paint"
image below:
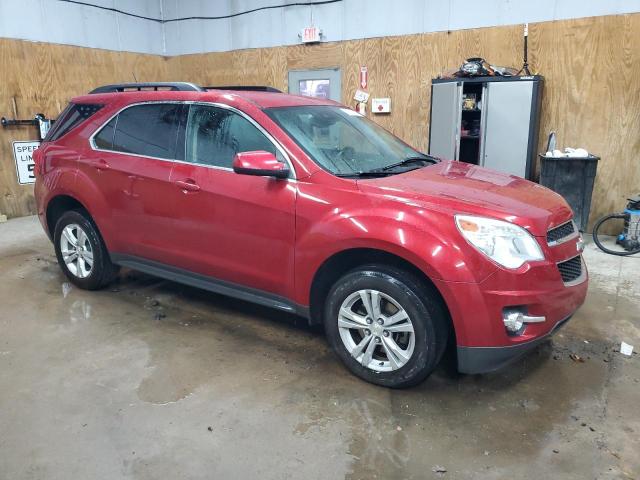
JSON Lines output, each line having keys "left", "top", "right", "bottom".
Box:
{"left": 33, "top": 89, "right": 587, "bottom": 365}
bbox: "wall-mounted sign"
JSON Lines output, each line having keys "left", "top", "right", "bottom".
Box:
{"left": 301, "top": 26, "right": 322, "bottom": 43}
{"left": 13, "top": 140, "right": 40, "bottom": 185}
{"left": 372, "top": 97, "right": 391, "bottom": 113}
{"left": 359, "top": 66, "right": 368, "bottom": 89}
{"left": 353, "top": 89, "right": 370, "bottom": 103}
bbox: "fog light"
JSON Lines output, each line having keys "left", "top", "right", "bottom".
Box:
{"left": 503, "top": 309, "right": 525, "bottom": 334}
{"left": 502, "top": 309, "right": 546, "bottom": 335}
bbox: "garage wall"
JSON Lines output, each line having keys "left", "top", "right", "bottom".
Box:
{"left": 0, "top": 0, "right": 164, "bottom": 54}
{"left": 0, "top": 13, "right": 638, "bottom": 230}
{"left": 3, "top": 0, "right": 637, "bottom": 56}
{"left": 162, "top": 0, "right": 640, "bottom": 55}
{"left": 167, "top": 13, "right": 640, "bottom": 228}
{"left": 0, "top": 38, "right": 169, "bottom": 217}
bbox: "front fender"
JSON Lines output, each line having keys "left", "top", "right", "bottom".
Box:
{"left": 293, "top": 183, "right": 497, "bottom": 304}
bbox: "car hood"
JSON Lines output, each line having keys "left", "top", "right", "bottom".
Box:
{"left": 356, "top": 161, "right": 572, "bottom": 237}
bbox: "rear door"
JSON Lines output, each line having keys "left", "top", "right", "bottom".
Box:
{"left": 167, "top": 103, "right": 296, "bottom": 297}
{"left": 87, "top": 102, "right": 187, "bottom": 259}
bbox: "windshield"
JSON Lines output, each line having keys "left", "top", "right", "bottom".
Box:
{"left": 265, "top": 105, "right": 436, "bottom": 176}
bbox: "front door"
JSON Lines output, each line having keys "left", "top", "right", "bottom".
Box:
{"left": 168, "top": 104, "right": 296, "bottom": 298}
{"left": 288, "top": 68, "right": 342, "bottom": 102}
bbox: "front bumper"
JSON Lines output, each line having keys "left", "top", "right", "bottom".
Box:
{"left": 432, "top": 232, "right": 588, "bottom": 375}
{"left": 456, "top": 314, "right": 573, "bottom": 374}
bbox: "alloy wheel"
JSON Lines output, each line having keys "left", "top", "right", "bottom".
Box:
{"left": 60, "top": 223, "right": 94, "bottom": 279}
{"left": 337, "top": 289, "right": 415, "bottom": 372}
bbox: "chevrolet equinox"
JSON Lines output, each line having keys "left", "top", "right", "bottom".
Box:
{"left": 34, "top": 82, "right": 588, "bottom": 387}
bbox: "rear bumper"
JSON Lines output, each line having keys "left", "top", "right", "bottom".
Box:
{"left": 456, "top": 314, "right": 573, "bottom": 374}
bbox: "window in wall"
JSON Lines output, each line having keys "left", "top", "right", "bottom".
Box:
{"left": 298, "top": 79, "right": 331, "bottom": 99}
{"left": 185, "top": 105, "right": 277, "bottom": 168}
{"left": 112, "top": 103, "right": 186, "bottom": 160}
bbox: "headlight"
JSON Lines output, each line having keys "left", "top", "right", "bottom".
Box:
{"left": 455, "top": 215, "right": 544, "bottom": 269}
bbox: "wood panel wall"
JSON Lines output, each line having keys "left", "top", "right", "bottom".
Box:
{"left": 1, "top": 13, "right": 638, "bottom": 229}
{"left": 0, "top": 39, "right": 169, "bottom": 217}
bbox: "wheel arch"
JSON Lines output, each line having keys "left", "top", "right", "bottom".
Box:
{"left": 308, "top": 247, "right": 454, "bottom": 337}
{"left": 45, "top": 194, "right": 91, "bottom": 238}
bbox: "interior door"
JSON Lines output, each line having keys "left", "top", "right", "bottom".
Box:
{"left": 167, "top": 104, "right": 296, "bottom": 298}
{"left": 429, "top": 81, "right": 462, "bottom": 160}
{"left": 479, "top": 80, "right": 534, "bottom": 177}
{"left": 288, "top": 68, "right": 341, "bottom": 102}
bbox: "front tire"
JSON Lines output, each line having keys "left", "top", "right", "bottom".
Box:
{"left": 324, "top": 265, "right": 448, "bottom": 388}
{"left": 53, "top": 210, "right": 119, "bottom": 290}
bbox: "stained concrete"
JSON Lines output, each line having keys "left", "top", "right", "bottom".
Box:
{"left": 0, "top": 215, "right": 638, "bottom": 480}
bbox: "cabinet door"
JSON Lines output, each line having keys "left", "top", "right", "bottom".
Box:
{"left": 429, "top": 82, "right": 462, "bottom": 160}
{"left": 480, "top": 81, "right": 534, "bottom": 177}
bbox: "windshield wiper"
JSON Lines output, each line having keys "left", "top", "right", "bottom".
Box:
{"left": 335, "top": 155, "right": 440, "bottom": 178}
{"left": 380, "top": 155, "right": 439, "bottom": 172}
{"left": 335, "top": 171, "right": 393, "bottom": 178}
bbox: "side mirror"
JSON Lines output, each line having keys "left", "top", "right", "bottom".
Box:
{"left": 232, "top": 151, "right": 289, "bottom": 179}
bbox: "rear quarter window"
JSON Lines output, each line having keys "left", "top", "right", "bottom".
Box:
{"left": 44, "top": 103, "right": 103, "bottom": 142}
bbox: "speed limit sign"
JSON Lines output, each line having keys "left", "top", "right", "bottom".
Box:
{"left": 12, "top": 140, "right": 40, "bottom": 185}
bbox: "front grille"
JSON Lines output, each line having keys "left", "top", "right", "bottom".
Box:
{"left": 547, "top": 221, "right": 576, "bottom": 244}
{"left": 557, "top": 255, "right": 582, "bottom": 283}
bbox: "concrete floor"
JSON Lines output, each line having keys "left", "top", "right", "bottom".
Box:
{"left": 0, "top": 216, "right": 638, "bottom": 480}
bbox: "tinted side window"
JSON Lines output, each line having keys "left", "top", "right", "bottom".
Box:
{"left": 185, "top": 105, "right": 276, "bottom": 168}
{"left": 44, "top": 103, "right": 103, "bottom": 142}
{"left": 93, "top": 117, "right": 117, "bottom": 150}
{"left": 112, "top": 104, "right": 185, "bottom": 160}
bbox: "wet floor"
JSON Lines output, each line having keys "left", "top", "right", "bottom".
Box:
{"left": 0, "top": 216, "right": 638, "bottom": 479}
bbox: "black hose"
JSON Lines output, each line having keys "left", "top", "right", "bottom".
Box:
{"left": 592, "top": 214, "right": 640, "bottom": 256}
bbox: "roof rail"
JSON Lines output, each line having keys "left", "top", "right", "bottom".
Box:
{"left": 89, "top": 82, "right": 206, "bottom": 94}
{"left": 206, "top": 85, "right": 282, "bottom": 93}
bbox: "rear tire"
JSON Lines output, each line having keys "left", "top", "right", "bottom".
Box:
{"left": 53, "top": 210, "right": 119, "bottom": 290}
{"left": 323, "top": 265, "right": 449, "bottom": 388}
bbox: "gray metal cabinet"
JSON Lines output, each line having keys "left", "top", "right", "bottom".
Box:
{"left": 429, "top": 82, "right": 462, "bottom": 161}
{"left": 428, "top": 76, "right": 543, "bottom": 180}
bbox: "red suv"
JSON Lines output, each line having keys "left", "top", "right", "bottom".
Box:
{"left": 34, "top": 82, "right": 587, "bottom": 387}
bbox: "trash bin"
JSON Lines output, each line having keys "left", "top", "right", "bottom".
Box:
{"left": 539, "top": 154, "right": 599, "bottom": 232}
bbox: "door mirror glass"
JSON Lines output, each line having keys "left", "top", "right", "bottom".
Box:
{"left": 232, "top": 151, "right": 289, "bottom": 179}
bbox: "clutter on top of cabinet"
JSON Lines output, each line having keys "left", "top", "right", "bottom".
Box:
{"left": 439, "top": 58, "right": 519, "bottom": 79}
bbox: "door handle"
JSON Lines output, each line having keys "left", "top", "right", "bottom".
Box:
{"left": 175, "top": 179, "right": 200, "bottom": 192}
{"left": 89, "top": 159, "right": 110, "bottom": 171}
